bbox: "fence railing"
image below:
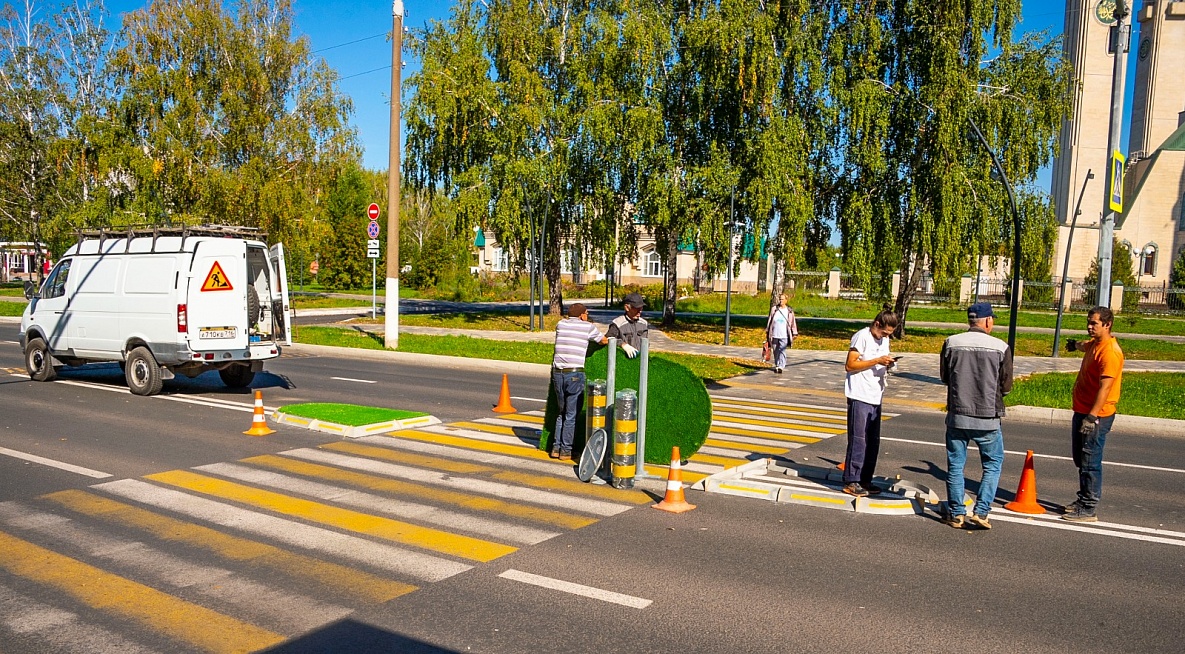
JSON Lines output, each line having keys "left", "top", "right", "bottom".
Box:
{"left": 783, "top": 270, "right": 828, "bottom": 295}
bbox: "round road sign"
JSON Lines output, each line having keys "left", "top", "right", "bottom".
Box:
{"left": 367, "top": 221, "right": 381, "bottom": 239}
{"left": 367, "top": 203, "right": 381, "bottom": 220}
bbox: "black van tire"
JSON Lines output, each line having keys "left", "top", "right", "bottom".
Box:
{"left": 247, "top": 285, "right": 261, "bottom": 326}
{"left": 219, "top": 364, "right": 255, "bottom": 388}
{"left": 125, "top": 346, "right": 163, "bottom": 396}
{"left": 25, "top": 337, "right": 56, "bottom": 382}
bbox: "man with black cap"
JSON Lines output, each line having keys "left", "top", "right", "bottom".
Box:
{"left": 938, "top": 301, "right": 1013, "bottom": 530}
{"left": 606, "top": 292, "right": 649, "bottom": 359}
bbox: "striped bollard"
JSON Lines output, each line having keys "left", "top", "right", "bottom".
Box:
{"left": 612, "top": 389, "right": 637, "bottom": 489}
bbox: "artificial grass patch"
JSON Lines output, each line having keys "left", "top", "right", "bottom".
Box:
{"left": 541, "top": 346, "right": 712, "bottom": 464}
{"left": 278, "top": 402, "right": 428, "bottom": 426}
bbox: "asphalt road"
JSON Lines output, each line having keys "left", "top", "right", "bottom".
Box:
{"left": 0, "top": 323, "right": 1182, "bottom": 653}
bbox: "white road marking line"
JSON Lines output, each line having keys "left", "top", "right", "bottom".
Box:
{"left": 0, "top": 447, "right": 111, "bottom": 478}
{"left": 710, "top": 394, "right": 898, "bottom": 417}
{"left": 355, "top": 436, "right": 573, "bottom": 477}
{"left": 987, "top": 513, "right": 1185, "bottom": 547}
{"left": 498, "top": 569, "right": 651, "bottom": 609}
{"left": 330, "top": 377, "right": 376, "bottom": 384}
{"left": 282, "top": 448, "right": 631, "bottom": 517}
{"left": 94, "top": 478, "right": 472, "bottom": 582}
{"left": 711, "top": 419, "right": 839, "bottom": 438}
{"left": 48, "top": 379, "right": 267, "bottom": 413}
{"left": 995, "top": 508, "right": 1185, "bottom": 539}
{"left": 0, "top": 582, "right": 158, "bottom": 654}
{"left": 510, "top": 396, "right": 546, "bottom": 402}
{"left": 882, "top": 437, "right": 1185, "bottom": 474}
{"left": 2, "top": 340, "right": 19, "bottom": 344}
{"left": 196, "top": 462, "right": 560, "bottom": 545}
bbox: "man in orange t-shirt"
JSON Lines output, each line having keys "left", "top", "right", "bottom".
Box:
{"left": 1062, "top": 306, "right": 1124, "bottom": 522}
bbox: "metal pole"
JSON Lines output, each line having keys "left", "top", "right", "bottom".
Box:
{"left": 525, "top": 188, "right": 536, "bottom": 331}
{"left": 383, "top": 1, "right": 404, "bottom": 349}
{"left": 1054, "top": 170, "right": 1094, "bottom": 357}
{"left": 1097, "top": 0, "right": 1131, "bottom": 307}
{"left": 967, "top": 119, "right": 1021, "bottom": 359}
{"left": 372, "top": 258, "right": 377, "bottom": 319}
{"left": 634, "top": 337, "right": 657, "bottom": 479}
{"left": 539, "top": 190, "right": 549, "bottom": 325}
{"left": 724, "top": 190, "right": 735, "bottom": 346}
{"left": 606, "top": 336, "right": 617, "bottom": 450}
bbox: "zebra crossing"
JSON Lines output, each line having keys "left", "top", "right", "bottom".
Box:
{"left": 0, "top": 393, "right": 870, "bottom": 652}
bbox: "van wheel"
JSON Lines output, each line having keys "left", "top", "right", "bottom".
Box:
{"left": 125, "top": 346, "right": 163, "bottom": 396}
{"left": 218, "top": 364, "right": 255, "bottom": 388}
{"left": 25, "top": 337, "right": 56, "bottom": 382}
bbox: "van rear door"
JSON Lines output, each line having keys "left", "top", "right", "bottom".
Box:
{"left": 268, "top": 243, "right": 292, "bottom": 346}
{"left": 186, "top": 240, "right": 249, "bottom": 352}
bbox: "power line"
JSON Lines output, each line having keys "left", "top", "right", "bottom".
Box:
{"left": 339, "top": 65, "right": 392, "bottom": 81}
{"left": 311, "top": 32, "right": 387, "bottom": 54}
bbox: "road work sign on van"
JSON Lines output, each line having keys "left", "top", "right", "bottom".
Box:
{"left": 202, "top": 262, "right": 234, "bottom": 291}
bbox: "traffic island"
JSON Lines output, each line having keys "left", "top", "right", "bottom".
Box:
{"left": 692, "top": 459, "right": 940, "bottom": 516}
{"left": 272, "top": 402, "right": 441, "bottom": 438}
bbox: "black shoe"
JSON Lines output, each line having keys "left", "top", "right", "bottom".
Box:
{"left": 1061, "top": 500, "right": 1083, "bottom": 515}
{"left": 860, "top": 482, "right": 883, "bottom": 496}
{"left": 1062, "top": 507, "right": 1098, "bottom": 523}
{"left": 841, "top": 483, "right": 868, "bottom": 497}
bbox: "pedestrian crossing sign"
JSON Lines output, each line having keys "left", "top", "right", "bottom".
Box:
{"left": 1108, "top": 150, "right": 1125, "bottom": 213}
{"left": 201, "top": 262, "right": 234, "bottom": 291}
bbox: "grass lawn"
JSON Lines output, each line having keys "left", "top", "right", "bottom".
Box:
{"left": 0, "top": 300, "right": 27, "bottom": 317}
{"left": 292, "top": 325, "right": 758, "bottom": 383}
{"left": 277, "top": 402, "right": 428, "bottom": 426}
{"left": 292, "top": 296, "right": 378, "bottom": 310}
{"left": 1007, "top": 372, "right": 1185, "bottom": 421}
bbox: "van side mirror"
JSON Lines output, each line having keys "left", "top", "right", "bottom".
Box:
{"left": 23, "top": 280, "right": 35, "bottom": 300}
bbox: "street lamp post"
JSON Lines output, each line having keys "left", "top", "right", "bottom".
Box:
{"left": 1053, "top": 170, "right": 1095, "bottom": 357}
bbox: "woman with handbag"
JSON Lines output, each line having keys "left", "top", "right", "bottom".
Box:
{"left": 764, "top": 293, "right": 798, "bottom": 374}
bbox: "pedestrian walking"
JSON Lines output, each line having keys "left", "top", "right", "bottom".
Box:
{"left": 938, "top": 302, "right": 1012, "bottom": 529}
{"left": 606, "top": 292, "right": 648, "bottom": 358}
{"left": 764, "top": 293, "right": 798, "bottom": 374}
{"left": 841, "top": 307, "right": 898, "bottom": 497}
{"left": 550, "top": 303, "right": 608, "bottom": 462}
{"left": 1061, "top": 306, "right": 1124, "bottom": 522}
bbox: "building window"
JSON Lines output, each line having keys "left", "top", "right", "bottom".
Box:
{"left": 644, "top": 250, "right": 662, "bottom": 277}
{"left": 1179, "top": 195, "right": 1185, "bottom": 231}
{"left": 490, "top": 246, "right": 509, "bottom": 272}
{"left": 1141, "top": 244, "right": 1157, "bottom": 277}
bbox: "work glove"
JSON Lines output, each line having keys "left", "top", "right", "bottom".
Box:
{"left": 621, "top": 343, "right": 638, "bottom": 359}
{"left": 1079, "top": 414, "right": 1098, "bottom": 437}
{"left": 1065, "top": 339, "right": 1077, "bottom": 353}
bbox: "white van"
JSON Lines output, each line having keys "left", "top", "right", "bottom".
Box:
{"left": 20, "top": 226, "right": 292, "bottom": 395}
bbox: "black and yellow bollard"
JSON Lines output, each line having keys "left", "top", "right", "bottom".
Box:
{"left": 612, "top": 389, "right": 638, "bottom": 489}
{"left": 577, "top": 380, "right": 609, "bottom": 483}
{"left": 586, "top": 379, "right": 607, "bottom": 435}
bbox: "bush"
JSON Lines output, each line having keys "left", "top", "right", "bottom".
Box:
{"left": 540, "top": 346, "right": 712, "bottom": 465}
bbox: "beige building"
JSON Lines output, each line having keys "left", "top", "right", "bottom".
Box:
{"left": 1051, "top": 0, "right": 1185, "bottom": 288}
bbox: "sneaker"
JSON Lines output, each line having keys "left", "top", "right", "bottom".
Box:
{"left": 1061, "top": 507, "right": 1098, "bottom": 523}
{"left": 1061, "top": 500, "right": 1083, "bottom": 515}
{"left": 860, "top": 482, "right": 883, "bottom": 496}
{"left": 549, "top": 447, "right": 561, "bottom": 459}
{"left": 967, "top": 514, "right": 992, "bottom": 530}
{"left": 841, "top": 483, "right": 869, "bottom": 497}
{"left": 558, "top": 451, "right": 574, "bottom": 463}
{"left": 942, "top": 513, "right": 966, "bottom": 529}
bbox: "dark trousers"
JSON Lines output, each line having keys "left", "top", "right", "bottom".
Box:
{"left": 843, "top": 398, "right": 882, "bottom": 485}
{"left": 1071, "top": 412, "right": 1114, "bottom": 511}
{"left": 551, "top": 370, "right": 586, "bottom": 453}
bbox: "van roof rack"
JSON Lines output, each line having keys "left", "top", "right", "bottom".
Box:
{"left": 75, "top": 224, "right": 268, "bottom": 254}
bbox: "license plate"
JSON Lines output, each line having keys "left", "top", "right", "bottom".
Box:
{"left": 199, "top": 327, "right": 237, "bottom": 339}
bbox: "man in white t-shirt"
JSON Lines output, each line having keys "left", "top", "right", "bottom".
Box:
{"left": 550, "top": 303, "right": 608, "bottom": 461}
{"left": 841, "top": 309, "right": 899, "bottom": 497}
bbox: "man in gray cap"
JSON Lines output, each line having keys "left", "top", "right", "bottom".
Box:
{"left": 938, "top": 301, "right": 1013, "bottom": 530}
{"left": 606, "top": 292, "right": 649, "bottom": 358}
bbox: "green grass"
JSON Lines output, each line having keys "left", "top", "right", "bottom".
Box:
{"left": 1007, "top": 372, "right": 1185, "bottom": 421}
{"left": 0, "top": 300, "right": 27, "bottom": 316}
{"left": 277, "top": 402, "right": 428, "bottom": 426}
{"left": 0, "top": 287, "right": 28, "bottom": 297}
{"left": 292, "top": 296, "right": 377, "bottom": 310}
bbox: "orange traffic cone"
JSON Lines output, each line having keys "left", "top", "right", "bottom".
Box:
{"left": 243, "top": 390, "right": 275, "bottom": 436}
{"left": 653, "top": 447, "right": 696, "bottom": 513}
{"left": 492, "top": 374, "right": 517, "bottom": 413}
{"left": 1003, "top": 449, "right": 1045, "bottom": 514}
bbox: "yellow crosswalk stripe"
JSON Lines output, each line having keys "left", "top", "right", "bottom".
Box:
{"left": 146, "top": 470, "right": 517, "bottom": 563}
{"left": 710, "top": 425, "right": 824, "bottom": 444}
{"left": 713, "top": 415, "right": 844, "bottom": 433}
{"left": 450, "top": 421, "right": 521, "bottom": 436}
{"left": 243, "top": 454, "right": 597, "bottom": 530}
{"left": 712, "top": 397, "right": 848, "bottom": 416}
{"left": 713, "top": 406, "right": 848, "bottom": 425}
{"left": 320, "top": 441, "right": 496, "bottom": 474}
{"left": 0, "top": 528, "right": 285, "bottom": 653}
{"left": 497, "top": 414, "right": 545, "bottom": 425}
{"left": 42, "top": 489, "right": 416, "bottom": 604}
{"left": 702, "top": 438, "right": 787, "bottom": 455}
{"left": 490, "top": 471, "right": 651, "bottom": 505}
{"left": 688, "top": 452, "right": 752, "bottom": 467}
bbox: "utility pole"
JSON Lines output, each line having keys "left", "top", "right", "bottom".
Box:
{"left": 1097, "top": 0, "right": 1131, "bottom": 307}
{"left": 384, "top": 1, "right": 404, "bottom": 349}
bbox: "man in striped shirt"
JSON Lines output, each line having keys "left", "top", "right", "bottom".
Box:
{"left": 551, "top": 303, "right": 608, "bottom": 461}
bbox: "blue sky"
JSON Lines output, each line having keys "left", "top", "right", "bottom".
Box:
{"left": 105, "top": 1, "right": 1122, "bottom": 192}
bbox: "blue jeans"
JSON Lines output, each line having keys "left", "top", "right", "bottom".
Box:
{"left": 843, "top": 399, "right": 881, "bottom": 485}
{"left": 945, "top": 426, "right": 1004, "bottom": 517}
{"left": 770, "top": 337, "right": 788, "bottom": 369}
{"left": 551, "top": 370, "right": 586, "bottom": 453}
{"left": 1071, "top": 412, "right": 1114, "bottom": 511}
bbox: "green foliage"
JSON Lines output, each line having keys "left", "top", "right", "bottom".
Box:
{"left": 1084, "top": 239, "right": 1140, "bottom": 309}
{"left": 1169, "top": 247, "right": 1185, "bottom": 310}
{"left": 321, "top": 165, "right": 378, "bottom": 290}
{"left": 540, "top": 347, "right": 712, "bottom": 464}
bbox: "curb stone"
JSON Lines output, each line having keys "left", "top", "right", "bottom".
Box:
{"left": 1005, "top": 405, "right": 1185, "bottom": 439}
{"left": 271, "top": 410, "right": 442, "bottom": 438}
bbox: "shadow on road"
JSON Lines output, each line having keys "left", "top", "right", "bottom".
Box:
{"left": 261, "top": 618, "right": 462, "bottom": 654}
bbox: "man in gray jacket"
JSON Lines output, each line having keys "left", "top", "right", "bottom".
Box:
{"left": 938, "top": 302, "right": 1013, "bottom": 530}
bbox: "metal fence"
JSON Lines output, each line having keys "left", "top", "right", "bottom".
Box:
{"left": 1020, "top": 280, "right": 1059, "bottom": 310}
{"left": 838, "top": 272, "right": 866, "bottom": 300}
{"left": 910, "top": 275, "right": 954, "bottom": 305}
{"left": 783, "top": 270, "right": 828, "bottom": 295}
{"left": 1127, "top": 284, "right": 1185, "bottom": 315}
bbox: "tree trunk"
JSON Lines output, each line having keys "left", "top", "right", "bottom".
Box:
{"left": 893, "top": 250, "right": 925, "bottom": 337}
{"left": 662, "top": 236, "right": 677, "bottom": 327}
